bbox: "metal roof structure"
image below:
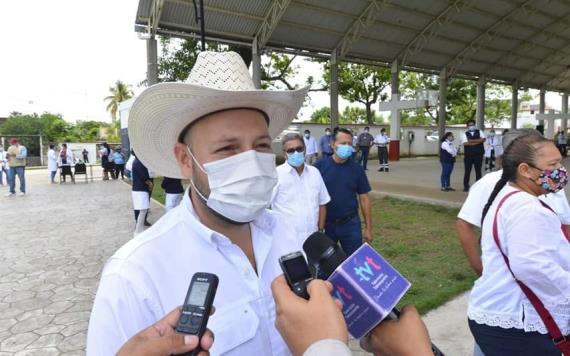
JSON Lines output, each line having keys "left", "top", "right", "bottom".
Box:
{"left": 135, "top": 0, "right": 570, "bottom": 93}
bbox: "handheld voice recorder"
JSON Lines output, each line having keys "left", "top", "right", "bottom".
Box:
{"left": 279, "top": 251, "right": 313, "bottom": 299}
{"left": 176, "top": 272, "right": 219, "bottom": 356}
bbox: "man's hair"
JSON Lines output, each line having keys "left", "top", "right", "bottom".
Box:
{"left": 62, "top": 143, "right": 67, "bottom": 148}
{"left": 365, "top": 126, "right": 370, "bottom": 130}
{"left": 380, "top": 128, "right": 386, "bottom": 132}
{"left": 304, "top": 129, "right": 310, "bottom": 134}
{"left": 466, "top": 119, "right": 475, "bottom": 125}
{"left": 334, "top": 128, "right": 353, "bottom": 142}
{"left": 281, "top": 133, "right": 305, "bottom": 149}
{"left": 49, "top": 144, "right": 55, "bottom": 149}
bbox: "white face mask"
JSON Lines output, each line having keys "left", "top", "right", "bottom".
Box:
{"left": 187, "top": 148, "right": 278, "bottom": 223}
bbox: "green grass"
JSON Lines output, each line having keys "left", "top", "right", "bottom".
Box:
{"left": 150, "top": 179, "right": 473, "bottom": 314}
{"left": 368, "top": 197, "right": 475, "bottom": 314}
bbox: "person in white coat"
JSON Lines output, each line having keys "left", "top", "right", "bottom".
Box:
{"left": 47, "top": 144, "right": 59, "bottom": 184}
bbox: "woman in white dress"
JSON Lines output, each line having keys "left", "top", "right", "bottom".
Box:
{"left": 468, "top": 134, "right": 570, "bottom": 355}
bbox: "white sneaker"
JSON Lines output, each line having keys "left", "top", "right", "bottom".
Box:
{"left": 18, "top": 192, "right": 25, "bottom": 196}
{"left": 4, "top": 192, "right": 15, "bottom": 197}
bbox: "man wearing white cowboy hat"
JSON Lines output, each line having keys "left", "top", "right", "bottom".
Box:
{"left": 87, "top": 51, "right": 309, "bottom": 355}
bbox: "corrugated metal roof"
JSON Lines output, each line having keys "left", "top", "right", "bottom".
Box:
{"left": 135, "top": 0, "right": 570, "bottom": 92}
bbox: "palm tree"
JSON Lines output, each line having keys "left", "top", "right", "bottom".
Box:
{"left": 104, "top": 80, "right": 133, "bottom": 124}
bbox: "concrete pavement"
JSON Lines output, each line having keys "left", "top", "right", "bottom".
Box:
{"left": 0, "top": 161, "right": 481, "bottom": 355}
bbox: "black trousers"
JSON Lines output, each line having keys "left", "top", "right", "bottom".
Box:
{"left": 464, "top": 154, "right": 483, "bottom": 189}
{"left": 115, "top": 164, "right": 125, "bottom": 179}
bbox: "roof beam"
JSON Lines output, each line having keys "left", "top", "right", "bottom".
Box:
{"left": 396, "top": 0, "right": 476, "bottom": 67}
{"left": 334, "top": 0, "right": 389, "bottom": 59}
{"left": 148, "top": 0, "right": 165, "bottom": 35}
{"left": 254, "top": 0, "right": 291, "bottom": 49}
{"left": 444, "top": 0, "right": 535, "bottom": 77}
{"left": 481, "top": 9, "right": 570, "bottom": 77}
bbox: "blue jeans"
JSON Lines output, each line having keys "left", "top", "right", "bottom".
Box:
{"left": 50, "top": 170, "right": 57, "bottom": 183}
{"left": 440, "top": 161, "right": 454, "bottom": 188}
{"left": 9, "top": 166, "right": 25, "bottom": 193}
{"left": 358, "top": 146, "right": 370, "bottom": 170}
{"left": 325, "top": 215, "right": 363, "bottom": 256}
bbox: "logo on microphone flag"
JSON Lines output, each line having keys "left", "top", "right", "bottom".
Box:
{"left": 328, "top": 243, "right": 411, "bottom": 338}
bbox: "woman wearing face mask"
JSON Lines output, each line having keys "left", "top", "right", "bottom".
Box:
{"left": 439, "top": 132, "right": 457, "bottom": 192}
{"left": 467, "top": 134, "right": 570, "bottom": 356}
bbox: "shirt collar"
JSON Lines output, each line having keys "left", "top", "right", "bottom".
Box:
{"left": 285, "top": 162, "right": 306, "bottom": 176}
{"left": 180, "top": 188, "right": 276, "bottom": 246}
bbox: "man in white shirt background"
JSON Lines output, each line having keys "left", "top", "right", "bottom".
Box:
{"left": 374, "top": 128, "right": 391, "bottom": 172}
{"left": 303, "top": 129, "right": 318, "bottom": 165}
{"left": 86, "top": 51, "right": 309, "bottom": 355}
{"left": 272, "top": 133, "right": 330, "bottom": 245}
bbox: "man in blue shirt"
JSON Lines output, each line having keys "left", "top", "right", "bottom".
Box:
{"left": 315, "top": 128, "right": 374, "bottom": 256}
{"left": 319, "top": 127, "right": 333, "bottom": 158}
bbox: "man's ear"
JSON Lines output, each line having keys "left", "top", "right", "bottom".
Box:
{"left": 174, "top": 143, "right": 193, "bottom": 178}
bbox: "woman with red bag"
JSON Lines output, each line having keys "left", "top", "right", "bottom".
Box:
{"left": 467, "top": 133, "right": 570, "bottom": 355}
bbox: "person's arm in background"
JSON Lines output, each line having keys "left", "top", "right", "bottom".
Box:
{"left": 456, "top": 218, "right": 483, "bottom": 276}
{"left": 117, "top": 307, "right": 214, "bottom": 356}
{"left": 359, "top": 193, "right": 373, "bottom": 243}
{"left": 318, "top": 205, "right": 327, "bottom": 232}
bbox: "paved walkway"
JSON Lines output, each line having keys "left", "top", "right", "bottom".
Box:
{"left": 0, "top": 159, "right": 504, "bottom": 355}
{"left": 0, "top": 169, "right": 164, "bottom": 355}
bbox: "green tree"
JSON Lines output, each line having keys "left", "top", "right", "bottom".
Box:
{"left": 69, "top": 120, "right": 104, "bottom": 142}
{"left": 310, "top": 107, "right": 331, "bottom": 124}
{"left": 104, "top": 80, "right": 133, "bottom": 124}
{"left": 321, "top": 62, "right": 391, "bottom": 125}
{"left": 155, "top": 37, "right": 301, "bottom": 91}
{"left": 341, "top": 106, "right": 384, "bottom": 124}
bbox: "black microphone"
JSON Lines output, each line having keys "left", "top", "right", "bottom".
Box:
{"left": 303, "top": 232, "right": 445, "bottom": 356}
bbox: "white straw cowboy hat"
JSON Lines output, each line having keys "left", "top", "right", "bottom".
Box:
{"left": 128, "top": 51, "right": 309, "bottom": 179}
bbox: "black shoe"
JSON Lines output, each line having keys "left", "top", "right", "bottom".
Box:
{"left": 441, "top": 188, "right": 448, "bottom": 192}
{"left": 144, "top": 221, "right": 151, "bottom": 227}
{"left": 385, "top": 168, "right": 389, "bottom": 172}
{"left": 446, "top": 187, "right": 456, "bottom": 191}
{"left": 463, "top": 187, "right": 469, "bottom": 192}
{"left": 378, "top": 168, "right": 384, "bottom": 172}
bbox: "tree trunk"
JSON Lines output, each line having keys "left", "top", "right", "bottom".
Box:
{"left": 365, "top": 103, "right": 373, "bottom": 125}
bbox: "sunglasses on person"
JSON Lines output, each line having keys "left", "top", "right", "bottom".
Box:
{"left": 285, "top": 146, "right": 305, "bottom": 154}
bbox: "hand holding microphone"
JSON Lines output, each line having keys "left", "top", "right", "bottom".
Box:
{"left": 271, "top": 276, "right": 347, "bottom": 356}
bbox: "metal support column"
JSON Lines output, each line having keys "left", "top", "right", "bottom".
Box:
{"left": 389, "top": 60, "right": 400, "bottom": 160}
{"left": 511, "top": 82, "right": 518, "bottom": 129}
{"left": 476, "top": 77, "right": 485, "bottom": 130}
{"left": 562, "top": 93, "right": 568, "bottom": 133}
{"left": 330, "top": 51, "right": 339, "bottom": 129}
{"left": 390, "top": 60, "right": 400, "bottom": 139}
{"left": 251, "top": 38, "right": 262, "bottom": 89}
{"left": 39, "top": 135, "right": 44, "bottom": 166}
{"left": 539, "top": 88, "right": 546, "bottom": 126}
{"left": 146, "top": 36, "right": 159, "bottom": 86}
{"left": 438, "top": 69, "right": 447, "bottom": 139}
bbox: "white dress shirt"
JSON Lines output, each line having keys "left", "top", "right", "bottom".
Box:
{"left": 460, "top": 129, "right": 486, "bottom": 145}
{"left": 303, "top": 135, "right": 318, "bottom": 155}
{"left": 440, "top": 140, "right": 457, "bottom": 157}
{"left": 374, "top": 134, "right": 390, "bottom": 146}
{"left": 458, "top": 170, "right": 570, "bottom": 226}
{"left": 87, "top": 190, "right": 301, "bottom": 356}
{"left": 271, "top": 163, "right": 330, "bottom": 244}
{"left": 468, "top": 184, "right": 570, "bottom": 334}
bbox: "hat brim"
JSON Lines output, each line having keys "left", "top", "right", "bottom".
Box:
{"left": 128, "top": 83, "right": 309, "bottom": 179}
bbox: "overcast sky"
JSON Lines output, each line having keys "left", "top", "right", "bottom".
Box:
{"left": 0, "top": 0, "right": 564, "bottom": 124}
